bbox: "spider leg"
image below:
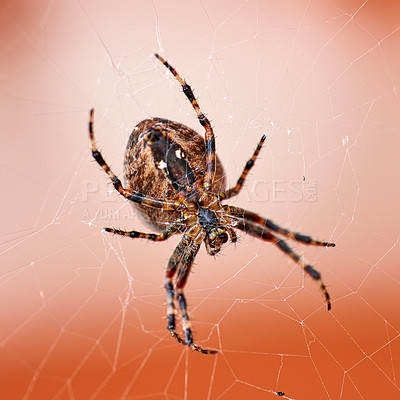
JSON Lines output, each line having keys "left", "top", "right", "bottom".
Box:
{"left": 165, "top": 235, "right": 188, "bottom": 348}
{"left": 225, "top": 205, "right": 335, "bottom": 247}
{"left": 226, "top": 227, "right": 238, "bottom": 243}
{"left": 236, "top": 219, "right": 332, "bottom": 310}
{"left": 219, "top": 134, "right": 266, "bottom": 200}
{"left": 165, "top": 232, "right": 217, "bottom": 354}
{"left": 103, "top": 223, "right": 181, "bottom": 241}
{"left": 89, "top": 109, "right": 183, "bottom": 211}
{"left": 154, "top": 54, "right": 216, "bottom": 192}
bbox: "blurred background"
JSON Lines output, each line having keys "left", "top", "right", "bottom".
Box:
{"left": 1, "top": 0, "right": 399, "bottom": 399}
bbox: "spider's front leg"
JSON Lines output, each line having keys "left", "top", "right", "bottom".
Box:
{"left": 219, "top": 134, "right": 266, "bottom": 200}
{"left": 154, "top": 54, "right": 216, "bottom": 192}
{"left": 165, "top": 234, "right": 217, "bottom": 354}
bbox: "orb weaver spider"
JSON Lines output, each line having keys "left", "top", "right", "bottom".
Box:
{"left": 88, "top": 54, "right": 335, "bottom": 354}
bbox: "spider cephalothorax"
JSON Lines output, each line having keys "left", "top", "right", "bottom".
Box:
{"left": 88, "top": 54, "right": 335, "bottom": 354}
{"left": 189, "top": 197, "right": 235, "bottom": 256}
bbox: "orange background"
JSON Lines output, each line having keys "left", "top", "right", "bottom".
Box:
{"left": 1, "top": 1, "right": 400, "bottom": 399}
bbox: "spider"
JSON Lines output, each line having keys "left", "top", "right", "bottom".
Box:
{"left": 88, "top": 53, "right": 335, "bottom": 354}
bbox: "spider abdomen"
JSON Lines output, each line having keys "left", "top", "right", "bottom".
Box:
{"left": 124, "top": 118, "right": 226, "bottom": 231}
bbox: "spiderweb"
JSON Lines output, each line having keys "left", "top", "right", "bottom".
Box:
{"left": 1, "top": 0, "right": 400, "bottom": 399}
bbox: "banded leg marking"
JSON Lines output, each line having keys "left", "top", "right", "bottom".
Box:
{"left": 164, "top": 234, "right": 217, "bottom": 354}
{"left": 176, "top": 289, "right": 217, "bottom": 355}
{"left": 226, "top": 205, "right": 335, "bottom": 247}
{"left": 103, "top": 224, "right": 180, "bottom": 241}
{"left": 236, "top": 220, "right": 332, "bottom": 310}
{"left": 274, "top": 238, "right": 331, "bottom": 310}
{"left": 220, "top": 134, "right": 266, "bottom": 200}
{"left": 89, "top": 109, "right": 183, "bottom": 211}
{"left": 164, "top": 234, "right": 191, "bottom": 347}
{"left": 154, "top": 54, "right": 216, "bottom": 192}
